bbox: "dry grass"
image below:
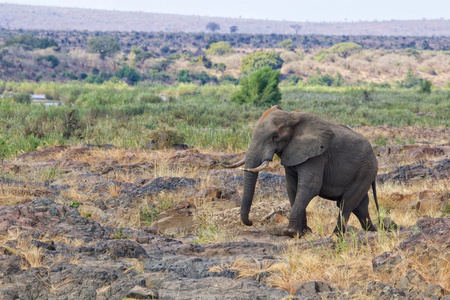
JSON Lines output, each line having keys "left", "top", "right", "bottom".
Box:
{"left": 0, "top": 230, "right": 46, "bottom": 269}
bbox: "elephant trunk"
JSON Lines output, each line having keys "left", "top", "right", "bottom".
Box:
{"left": 240, "top": 169, "right": 259, "bottom": 226}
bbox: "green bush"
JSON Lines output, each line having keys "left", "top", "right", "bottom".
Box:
{"left": 231, "top": 66, "right": 281, "bottom": 106}
{"left": 149, "top": 125, "right": 185, "bottom": 149}
{"left": 138, "top": 93, "right": 163, "bottom": 103}
{"left": 206, "top": 41, "right": 233, "bottom": 55}
{"left": 240, "top": 51, "right": 283, "bottom": 74}
{"left": 399, "top": 68, "right": 423, "bottom": 88}
{"left": 307, "top": 73, "right": 344, "bottom": 86}
{"left": 115, "top": 65, "right": 141, "bottom": 85}
{"left": 35, "top": 55, "right": 60, "bottom": 68}
{"left": 278, "top": 39, "right": 295, "bottom": 51}
{"left": 328, "top": 42, "right": 362, "bottom": 59}
{"left": 420, "top": 79, "right": 432, "bottom": 93}
{"left": 11, "top": 93, "right": 31, "bottom": 104}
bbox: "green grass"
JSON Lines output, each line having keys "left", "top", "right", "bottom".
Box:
{"left": 0, "top": 81, "right": 449, "bottom": 159}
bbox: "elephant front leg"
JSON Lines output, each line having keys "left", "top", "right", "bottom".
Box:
{"left": 282, "top": 160, "right": 324, "bottom": 238}
{"left": 283, "top": 180, "right": 320, "bottom": 237}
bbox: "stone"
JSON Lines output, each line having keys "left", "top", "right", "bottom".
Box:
{"left": 126, "top": 285, "right": 159, "bottom": 299}
{"left": 150, "top": 201, "right": 196, "bottom": 236}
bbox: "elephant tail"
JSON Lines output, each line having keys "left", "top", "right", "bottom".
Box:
{"left": 372, "top": 180, "right": 380, "bottom": 215}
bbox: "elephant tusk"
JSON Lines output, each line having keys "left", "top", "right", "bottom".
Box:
{"left": 220, "top": 158, "right": 246, "bottom": 168}
{"left": 243, "top": 160, "right": 270, "bottom": 173}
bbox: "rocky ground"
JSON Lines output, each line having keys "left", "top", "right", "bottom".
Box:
{"left": 0, "top": 129, "right": 449, "bottom": 299}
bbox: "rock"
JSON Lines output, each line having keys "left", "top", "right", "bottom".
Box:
{"left": 126, "top": 285, "right": 159, "bottom": 299}
{"left": 365, "top": 281, "right": 408, "bottom": 299}
{"left": 169, "top": 149, "right": 218, "bottom": 168}
{"left": 294, "top": 281, "right": 335, "bottom": 296}
{"left": 158, "top": 276, "right": 289, "bottom": 300}
{"left": 120, "top": 177, "right": 199, "bottom": 204}
{"left": 377, "top": 159, "right": 450, "bottom": 184}
{"left": 150, "top": 201, "right": 196, "bottom": 236}
{"left": 406, "top": 147, "right": 445, "bottom": 161}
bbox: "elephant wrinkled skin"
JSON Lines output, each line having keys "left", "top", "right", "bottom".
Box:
{"left": 225, "top": 105, "right": 379, "bottom": 237}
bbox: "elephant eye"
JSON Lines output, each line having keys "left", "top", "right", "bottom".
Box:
{"left": 272, "top": 133, "right": 279, "bottom": 141}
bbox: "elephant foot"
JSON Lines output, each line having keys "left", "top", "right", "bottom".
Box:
{"left": 282, "top": 226, "right": 312, "bottom": 238}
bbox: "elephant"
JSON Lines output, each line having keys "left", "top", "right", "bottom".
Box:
{"left": 223, "top": 105, "right": 379, "bottom": 237}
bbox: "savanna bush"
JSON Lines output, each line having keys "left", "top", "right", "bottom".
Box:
{"left": 206, "top": 41, "right": 233, "bottom": 55}
{"left": 240, "top": 51, "right": 283, "bottom": 74}
{"left": 149, "top": 125, "right": 185, "bottom": 149}
{"left": 231, "top": 66, "right": 281, "bottom": 106}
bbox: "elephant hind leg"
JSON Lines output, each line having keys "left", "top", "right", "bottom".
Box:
{"left": 333, "top": 185, "right": 372, "bottom": 236}
{"left": 352, "top": 194, "right": 377, "bottom": 231}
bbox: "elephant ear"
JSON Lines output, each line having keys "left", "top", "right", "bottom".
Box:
{"left": 280, "top": 112, "right": 335, "bottom": 167}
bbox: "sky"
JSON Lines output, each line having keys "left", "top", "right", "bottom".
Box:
{"left": 2, "top": 0, "right": 449, "bottom": 22}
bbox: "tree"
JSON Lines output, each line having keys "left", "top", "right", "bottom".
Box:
{"left": 206, "top": 22, "right": 220, "bottom": 33}
{"left": 206, "top": 41, "right": 233, "bottom": 55}
{"left": 115, "top": 65, "right": 141, "bottom": 85}
{"left": 87, "top": 36, "right": 120, "bottom": 60}
{"left": 278, "top": 39, "right": 295, "bottom": 51}
{"left": 240, "top": 51, "right": 284, "bottom": 74}
{"left": 231, "top": 66, "right": 281, "bottom": 107}
{"left": 328, "top": 42, "right": 362, "bottom": 59}
{"left": 290, "top": 24, "right": 302, "bottom": 35}
{"left": 229, "top": 26, "right": 238, "bottom": 33}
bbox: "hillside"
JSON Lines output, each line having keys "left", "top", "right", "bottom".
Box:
{"left": 1, "top": 3, "right": 450, "bottom": 36}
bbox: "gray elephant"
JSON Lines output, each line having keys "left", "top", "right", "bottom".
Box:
{"left": 224, "top": 105, "right": 379, "bottom": 237}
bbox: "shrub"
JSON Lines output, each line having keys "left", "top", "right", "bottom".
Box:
{"left": 192, "top": 55, "right": 212, "bottom": 68}
{"left": 231, "top": 66, "right": 281, "bottom": 106}
{"left": 240, "top": 51, "right": 283, "bottom": 74}
{"left": 212, "top": 63, "right": 226, "bottom": 73}
{"left": 35, "top": 55, "right": 60, "bottom": 68}
{"left": 278, "top": 39, "right": 295, "bottom": 51}
{"left": 138, "top": 94, "right": 163, "bottom": 103}
{"left": 219, "top": 74, "right": 239, "bottom": 85}
{"left": 307, "top": 73, "right": 344, "bottom": 86}
{"left": 399, "top": 68, "right": 423, "bottom": 88}
{"left": 420, "top": 79, "right": 432, "bottom": 93}
{"left": 115, "top": 65, "right": 141, "bottom": 85}
{"left": 11, "top": 93, "right": 31, "bottom": 104}
{"left": 328, "top": 42, "right": 362, "bottom": 58}
{"left": 206, "top": 41, "right": 233, "bottom": 55}
{"left": 149, "top": 125, "right": 185, "bottom": 149}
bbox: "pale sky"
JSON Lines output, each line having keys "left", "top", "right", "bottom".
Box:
{"left": 1, "top": 0, "right": 449, "bottom": 22}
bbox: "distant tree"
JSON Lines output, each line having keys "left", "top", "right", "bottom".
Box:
{"left": 87, "top": 36, "right": 120, "bottom": 59}
{"left": 290, "top": 24, "right": 302, "bottom": 35}
{"left": 240, "top": 51, "right": 284, "bottom": 74}
{"left": 4, "top": 34, "right": 58, "bottom": 50}
{"left": 229, "top": 26, "right": 238, "bottom": 33}
{"left": 206, "top": 22, "right": 221, "bottom": 33}
{"left": 115, "top": 65, "right": 141, "bottom": 85}
{"left": 206, "top": 41, "right": 233, "bottom": 55}
{"left": 421, "top": 40, "right": 433, "bottom": 50}
{"left": 328, "top": 42, "right": 362, "bottom": 59}
{"left": 35, "top": 55, "right": 60, "bottom": 68}
{"left": 278, "top": 39, "right": 295, "bottom": 51}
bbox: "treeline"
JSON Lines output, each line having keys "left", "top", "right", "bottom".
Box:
{"left": 1, "top": 29, "right": 449, "bottom": 52}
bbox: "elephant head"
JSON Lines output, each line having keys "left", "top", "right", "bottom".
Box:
{"left": 224, "top": 105, "right": 335, "bottom": 226}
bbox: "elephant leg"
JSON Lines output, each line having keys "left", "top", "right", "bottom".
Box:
{"left": 352, "top": 194, "right": 377, "bottom": 231}
{"left": 285, "top": 166, "right": 298, "bottom": 207}
{"left": 333, "top": 184, "right": 371, "bottom": 236}
{"left": 283, "top": 161, "right": 324, "bottom": 237}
